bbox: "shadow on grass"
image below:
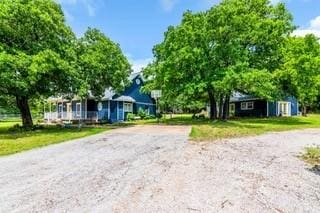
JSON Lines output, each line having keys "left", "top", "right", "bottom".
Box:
{"left": 0, "top": 125, "right": 109, "bottom": 140}
{"left": 236, "top": 117, "right": 312, "bottom": 126}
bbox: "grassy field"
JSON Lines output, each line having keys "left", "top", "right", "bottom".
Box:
{"left": 302, "top": 147, "right": 320, "bottom": 165}
{"left": 190, "top": 114, "right": 320, "bottom": 141}
{"left": 0, "top": 121, "right": 111, "bottom": 156}
{"left": 128, "top": 114, "right": 320, "bottom": 141}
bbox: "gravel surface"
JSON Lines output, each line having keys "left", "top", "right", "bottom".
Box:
{"left": 0, "top": 126, "right": 319, "bottom": 212}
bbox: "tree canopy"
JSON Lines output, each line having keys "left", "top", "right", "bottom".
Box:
{"left": 276, "top": 34, "right": 320, "bottom": 115}
{"left": 78, "top": 28, "right": 131, "bottom": 98}
{"left": 0, "top": 0, "right": 131, "bottom": 127}
{"left": 144, "top": 0, "right": 295, "bottom": 120}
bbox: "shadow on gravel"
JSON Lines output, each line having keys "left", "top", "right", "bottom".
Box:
{"left": 307, "top": 165, "right": 320, "bottom": 176}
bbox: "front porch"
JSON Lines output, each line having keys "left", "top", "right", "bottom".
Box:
{"left": 44, "top": 98, "right": 100, "bottom": 123}
{"left": 44, "top": 111, "right": 99, "bottom": 122}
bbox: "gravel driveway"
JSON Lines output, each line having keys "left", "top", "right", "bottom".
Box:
{"left": 0, "top": 126, "right": 319, "bottom": 212}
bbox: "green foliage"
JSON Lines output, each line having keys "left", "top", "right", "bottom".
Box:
{"left": 138, "top": 108, "right": 147, "bottom": 119}
{"left": 0, "top": 0, "right": 77, "bottom": 127}
{"left": 144, "top": 0, "right": 294, "bottom": 119}
{"left": 276, "top": 35, "right": 320, "bottom": 112}
{"left": 0, "top": 0, "right": 131, "bottom": 127}
{"left": 127, "top": 113, "right": 135, "bottom": 121}
{"left": 78, "top": 28, "right": 131, "bottom": 98}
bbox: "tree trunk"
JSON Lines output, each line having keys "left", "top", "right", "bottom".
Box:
{"left": 208, "top": 90, "right": 217, "bottom": 120}
{"left": 219, "top": 96, "right": 224, "bottom": 119}
{"left": 222, "top": 95, "right": 230, "bottom": 121}
{"left": 302, "top": 105, "right": 307, "bottom": 117}
{"left": 16, "top": 96, "right": 33, "bottom": 128}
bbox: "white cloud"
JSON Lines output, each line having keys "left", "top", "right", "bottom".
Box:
{"left": 160, "top": 0, "right": 178, "bottom": 12}
{"left": 292, "top": 16, "right": 320, "bottom": 37}
{"left": 56, "top": 0, "right": 97, "bottom": 17}
{"left": 126, "top": 54, "right": 152, "bottom": 73}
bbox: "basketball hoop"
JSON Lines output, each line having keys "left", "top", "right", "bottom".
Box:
{"left": 151, "top": 90, "right": 162, "bottom": 99}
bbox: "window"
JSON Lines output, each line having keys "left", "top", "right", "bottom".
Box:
{"left": 124, "top": 102, "right": 133, "bottom": 112}
{"left": 241, "top": 102, "right": 254, "bottom": 110}
{"left": 76, "top": 103, "right": 81, "bottom": 116}
{"left": 58, "top": 104, "right": 63, "bottom": 112}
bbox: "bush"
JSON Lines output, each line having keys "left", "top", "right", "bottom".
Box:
{"left": 138, "top": 108, "right": 147, "bottom": 120}
{"left": 156, "top": 113, "right": 163, "bottom": 119}
{"left": 127, "top": 113, "right": 135, "bottom": 121}
{"left": 145, "top": 115, "right": 156, "bottom": 120}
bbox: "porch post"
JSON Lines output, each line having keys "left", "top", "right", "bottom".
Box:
{"left": 49, "top": 102, "right": 52, "bottom": 121}
{"left": 62, "top": 100, "right": 64, "bottom": 119}
{"left": 85, "top": 99, "right": 87, "bottom": 119}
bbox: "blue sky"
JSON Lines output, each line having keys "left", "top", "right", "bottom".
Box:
{"left": 58, "top": 0, "right": 320, "bottom": 72}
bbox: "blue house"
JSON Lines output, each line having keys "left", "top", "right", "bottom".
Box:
{"left": 229, "top": 93, "right": 299, "bottom": 117}
{"left": 45, "top": 73, "right": 156, "bottom": 123}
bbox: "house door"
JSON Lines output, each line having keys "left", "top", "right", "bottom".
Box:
{"left": 67, "top": 103, "right": 72, "bottom": 120}
{"left": 229, "top": 103, "right": 235, "bottom": 117}
{"left": 278, "top": 102, "right": 291, "bottom": 116}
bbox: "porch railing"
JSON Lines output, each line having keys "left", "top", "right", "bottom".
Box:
{"left": 44, "top": 111, "right": 98, "bottom": 121}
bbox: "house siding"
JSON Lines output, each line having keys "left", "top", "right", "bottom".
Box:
{"left": 49, "top": 74, "right": 156, "bottom": 123}
{"left": 268, "top": 101, "right": 277, "bottom": 117}
{"left": 97, "top": 101, "right": 108, "bottom": 120}
{"left": 115, "top": 75, "right": 156, "bottom": 115}
{"left": 286, "top": 96, "right": 299, "bottom": 116}
{"left": 110, "top": 101, "right": 118, "bottom": 123}
{"left": 233, "top": 100, "right": 268, "bottom": 117}
{"left": 118, "top": 101, "right": 124, "bottom": 121}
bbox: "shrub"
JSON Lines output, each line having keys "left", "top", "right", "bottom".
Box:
{"left": 156, "top": 113, "right": 163, "bottom": 119}
{"left": 127, "top": 113, "right": 135, "bottom": 121}
{"left": 138, "top": 108, "right": 147, "bottom": 119}
{"left": 145, "top": 115, "right": 156, "bottom": 120}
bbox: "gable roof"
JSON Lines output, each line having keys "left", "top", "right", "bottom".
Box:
{"left": 230, "top": 92, "right": 261, "bottom": 102}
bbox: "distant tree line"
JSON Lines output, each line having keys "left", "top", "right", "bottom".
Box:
{"left": 144, "top": 0, "right": 320, "bottom": 120}
{"left": 0, "top": 0, "right": 131, "bottom": 128}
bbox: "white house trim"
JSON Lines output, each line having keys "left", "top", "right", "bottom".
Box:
{"left": 85, "top": 99, "right": 87, "bottom": 119}
{"left": 278, "top": 101, "right": 291, "bottom": 117}
{"left": 135, "top": 102, "right": 156, "bottom": 106}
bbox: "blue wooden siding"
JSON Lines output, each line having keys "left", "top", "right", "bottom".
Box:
{"left": 286, "top": 96, "right": 299, "bottom": 116}
{"left": 268, "top": 101, "right": 277, "bottom": 117}
{"left": 54, "top": 75, "right": 156, "bottom": 122}
{"left": 97, "top": 101, "right": 108, "bottom": 120}
{"left": 118, "top": 102, "right": 124, "bottom": 121}
{"left": 110, "top": 101, "right": 118, "bottom": 122}
{"left": 233, "top": 100, "right": 268, "bottom": 117}
{"left": 121, "top": 76, "right": 154, "bottom": 104}
{"left": 267, "top": 97, "right": 299, "bottom": 116}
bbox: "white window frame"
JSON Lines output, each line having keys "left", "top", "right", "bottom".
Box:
{"left": 76, "top": 103, "right": 81, "bottom": 117}
{"left": 58, "top": 104, "right": 63, "bottom": 113}
{"left": 124, "top": 102, "right": 133, "bottom": 112}
{"left": 278, "top": 101, "right": 291, "bottom": 116}
{"left": 241, "top": 102, "right": 254, "bottom": 110}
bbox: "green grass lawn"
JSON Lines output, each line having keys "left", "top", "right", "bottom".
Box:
{"left": 0, "top": 121, "right": 111, "bottom": 156}
{"left": 128, "top": 114, "right": 320, "bottom": 141}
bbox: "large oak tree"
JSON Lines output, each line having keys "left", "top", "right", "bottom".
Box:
{"left": 0, "top": 0, "right": 131, "bottom": 128}
{"left": 276, "top": 34, "right": 320, "bottom": 115}
{"left": 144, "top": 0, "right": 294, "bottom": 120}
